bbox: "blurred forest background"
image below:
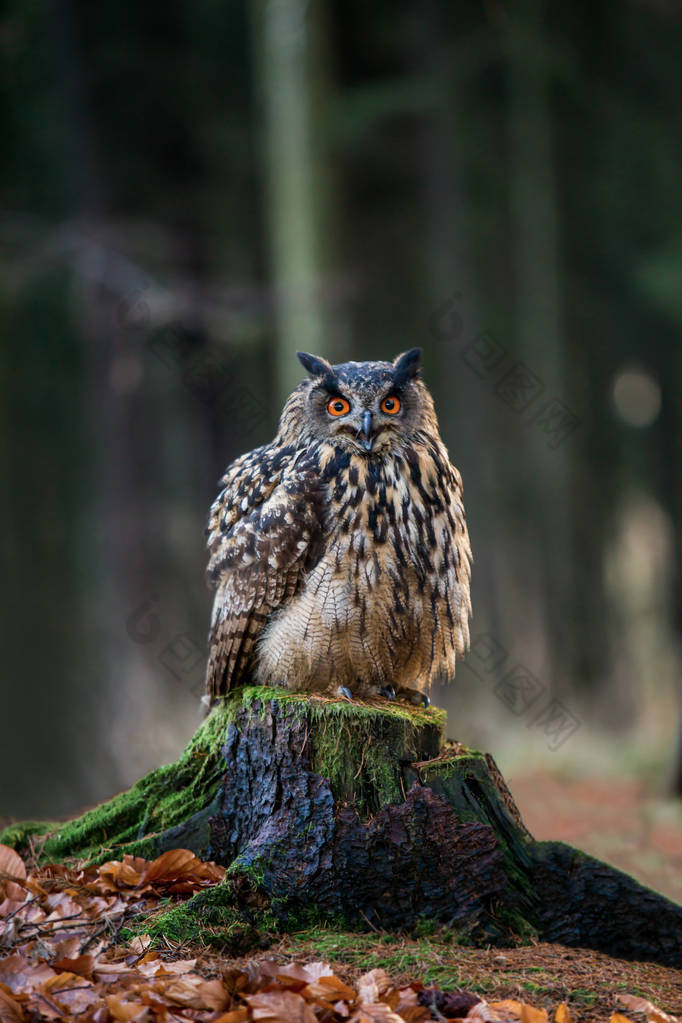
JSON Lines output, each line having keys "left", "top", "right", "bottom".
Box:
{"left": 2, "top": 0, "right": 682, "bottom": 847}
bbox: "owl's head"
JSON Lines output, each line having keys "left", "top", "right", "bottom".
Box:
{"left": 287, "top": 348, "right": 437, "bottom": 455}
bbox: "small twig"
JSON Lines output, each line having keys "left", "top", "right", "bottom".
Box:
{"left": 25, "top": 913, "right": 124, "bottom": 937}
{"left": 125, "top": 942, "right": 154, "bottom": 967}
{"left": 353, "top": 739, "right": 369, "bottom": 781}
{"left": 36, "top": 992, "right": 65, "bottom": 1016}
{"left": 36, "top": 910, "right": 85, "bottom": 925}
{"left": 2, "top": 895, "right": 40, "bottom": 923}
{"left": 99, "top": 906, "right": 142, "bottom": 954}
{"left": 27, "top": 828, "right": 54, "bottom": 871}
{"left": 427, "top": 994, "right": 449, "bottom": 1023}
{"left": 49, "top": 986, "right": 92, "bottom": 994}
{"left": 359, "top": 910, "right": 380, "bottom": 934}
{"left": 80, "top": 921, "right": 110, "bottom": 952}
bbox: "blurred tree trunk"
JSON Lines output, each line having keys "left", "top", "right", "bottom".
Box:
{"left": 658, "top": 344, "right": 682, "bottom": 795}
{"left": 54, "top": 0, "right": 199, "bottom": 792}
{"left": 410, "top": 0, "right": 506, "bottom": 656}
{"left": 251, "top": 0, "right": 342, "bottom": 401}
{"left": 0, "top": 0, "right": 118, "bottom": 817}
{"left": 504, "top": 0, "right": 577, "bottom": 695}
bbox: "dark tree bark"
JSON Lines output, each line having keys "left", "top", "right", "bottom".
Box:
{"left": 3, "top": 688, "right": 681, "bottom": 967}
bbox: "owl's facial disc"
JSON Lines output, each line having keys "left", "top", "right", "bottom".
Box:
{"left": 301, "top": 352, "right": 428, "bottom": 455}
{"left": 324, "top": 396, "right": 376, "bottom": 452}
{"left": 323, "top": 394, "right": 405, "bottom": 454}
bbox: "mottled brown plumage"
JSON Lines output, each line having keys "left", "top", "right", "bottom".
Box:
{"left": 205, "top": 349, "right": 471, "bottom": 705}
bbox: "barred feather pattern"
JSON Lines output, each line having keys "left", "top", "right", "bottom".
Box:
{"left": 204, "top": 355, "right": 472, "bottom": 703}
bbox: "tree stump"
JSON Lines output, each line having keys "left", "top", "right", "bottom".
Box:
{"left": 3, "top": 687, "right": 681, "bottom": 967}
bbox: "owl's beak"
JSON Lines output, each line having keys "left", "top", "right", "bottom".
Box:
{"left": 360, "top": 409, "right": 374, "bottom": 452}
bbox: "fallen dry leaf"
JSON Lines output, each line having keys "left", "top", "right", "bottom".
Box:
{"left": 356, "top": 968, "right": 392, "bottom": 1005}
{"left": 521, "top": 1004, "right": 549, "bottom": 1023}
{"left": 128, "top": 935, "right": 152, "bottom": 956}
{"left": 394, "top": 986, "right": 429, "bottom": 1023}
{"left": 489, "top": 999, "right": 524, "bottom": 1018}
{"left": 0, "top": 955, "right": 55, "bottom": 993}
{"left": 617, "top": 995, "right": 680, "bottom": 1023}
{"left": 139, "top": 849, "right": 197, "bottom": 884}
{"left": 273, "top": 961, "right": 334, "bottom": 984}
{"left": 198, "top": 977, "right": 231, "bottom": 1011}
{"left": 105, "top": 992, "right": 150, "bottom": 1022}
{"left": 51, "top": 953, "right": 95, "bottom": 980}
{"left": 247, "top": 988, "right": 317, "bottom": 1023}
{"left": 0, "top": 986, "right": 24, "bottom": 1023}
{"left": 301, "top": 973, "right": 357, "bottom": 1004}
{"left": 469, "top": 1001, "right": 511, "bottom": 1022}
{"left": 0, "top": 850, "right": 26, "bottom": 884}
{"left": 152, "top": 957, "right": 197, "bottom": 975}
{"left": 213, "top": 1011, "right": 249, "bottom": 1023}
{"left": 0, "top": 843, "right": 678, "bottom": 1023}
{"left": 155, "top": 975, "right": 208, "bottom": 1008}
{"left": 350, "top": 1004, "right": 406, "bottom": 1023}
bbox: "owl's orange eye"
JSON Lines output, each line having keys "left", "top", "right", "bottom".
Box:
{"left": 380, "top": 395, "right": 401, "bottom": 414}
{"left": 327, "top": 396, "right": 351, "bottom": 417}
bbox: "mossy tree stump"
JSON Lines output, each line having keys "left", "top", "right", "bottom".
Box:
{"left": 3, "top": 688, "right": 681, "bottom": 967}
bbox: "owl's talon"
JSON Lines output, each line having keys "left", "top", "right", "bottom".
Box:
{"left": 380, "top": 685, "right": 396, "bottom": 702}
{"left": 338, "top": 686, "right": 354, "bottom": 702}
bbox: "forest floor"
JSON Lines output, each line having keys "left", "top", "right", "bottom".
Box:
{"left": 269, "top": 766, "right": 682, "bottom": 1018}
{"left": 1, "top": 770, "right": 681, "bottom": 1022}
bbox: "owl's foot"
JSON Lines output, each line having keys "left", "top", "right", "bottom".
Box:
{"left": 337, "top": 686, "right": 354, "bottom": 702}
{"left": 379, "top": 684, "right": 396, "bottom": 702}
{"left": 395, "top": 686, "right": 430, "bottom": 708}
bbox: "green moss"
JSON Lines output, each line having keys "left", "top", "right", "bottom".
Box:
{"left": 424, "top": 748, "right": 486, "bottom": 769}
{"left": 491, "top": 903, "right": 538, "bottom": 944}
{"left": 269, "top": 691, "right": 445, "bottom": 815}
{"left": 222, "top": 685, "right": 444, "bottom": 816}
{"left": 282, "top": 927, "right": 495, "bottom": 990}
{"left": 1, "top": 688, "right": 444, "bottom": 864}
{"left": 522, "top": 980, "right": 551, "bottom": 996}
{"left": 226, "top": 857, "right": 265, "bottom": 884}
{"left": 570, "top": 989, "right": 598, "bottom": 1006}
{"left": 236, "top": 684, "right": 442, "bottom": 730}
{"left": 138, "top": 877, "right": 280, "bottom": 953}
{"left": 0, "top": 820, "right": 60, "bottom": 849}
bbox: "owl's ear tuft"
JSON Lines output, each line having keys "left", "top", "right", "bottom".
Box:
{"left": 392, "top": 348, "right": 422, "bottom": 387}
{"left": 297, "top": 351, "right": 333, "bottom": 378}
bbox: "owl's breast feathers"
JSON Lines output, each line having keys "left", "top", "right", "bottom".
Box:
{"left": 205, "top": 432, "right": 471, "bottom": 700}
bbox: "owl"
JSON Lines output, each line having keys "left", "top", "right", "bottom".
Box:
{"left": 204, "top": 348, "right": 472, "bottom": 707}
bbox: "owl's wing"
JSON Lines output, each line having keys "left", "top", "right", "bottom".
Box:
{"left": 204, "top": 443, "right": 326, "bottom": 701}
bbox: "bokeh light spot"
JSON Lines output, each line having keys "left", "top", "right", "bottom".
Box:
{"left": 612, "top": 365, "right": 661, "bottom": 428}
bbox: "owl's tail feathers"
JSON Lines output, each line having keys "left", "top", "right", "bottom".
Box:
{"left": 204, "top": 608, "right": 262, "bottom": 707}
{"left": 204, "top": 619, "right": 240, "bottom": 703}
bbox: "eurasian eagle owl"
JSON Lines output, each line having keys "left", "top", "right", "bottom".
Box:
{"left": 204, "top": 348, "right": 471, "bottom": 706}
